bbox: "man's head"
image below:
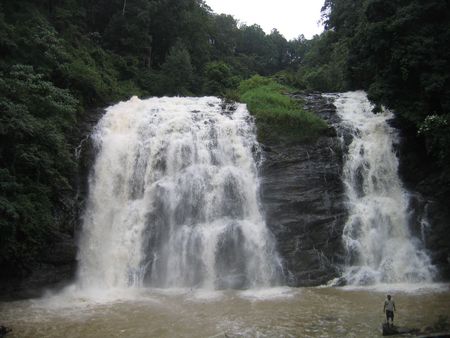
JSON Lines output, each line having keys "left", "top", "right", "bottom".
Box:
{"left": 387, "top": 294, "right": 391, "bottom": 300}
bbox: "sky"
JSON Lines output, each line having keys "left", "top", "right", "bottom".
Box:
{"left": 204, "top": 0, "right": 325, "bottom": 40}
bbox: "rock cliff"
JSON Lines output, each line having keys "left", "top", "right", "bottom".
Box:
{"left": 395, "top": 120, "right": 450, "bottom": 280}
{"left": 260, "top": 93, "right": 347, "bottom": 286}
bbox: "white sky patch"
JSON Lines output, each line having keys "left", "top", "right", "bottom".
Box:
{"left": 204, "top": 0, "right": 325, "bottom": 40}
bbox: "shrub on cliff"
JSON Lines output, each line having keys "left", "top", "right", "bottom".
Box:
{"left": 238, "top": 76, "right": 328, "bottom": 142}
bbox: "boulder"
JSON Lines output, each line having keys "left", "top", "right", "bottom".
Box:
{"left": 381, "top": 323, "right": 418, "bottom": 336}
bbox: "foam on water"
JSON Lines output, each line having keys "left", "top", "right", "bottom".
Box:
{"left": 339, "top": 283, "right": 449, "bottom": 294}
{"left": 238, "top": 287, "right": 296, "bottom": 301}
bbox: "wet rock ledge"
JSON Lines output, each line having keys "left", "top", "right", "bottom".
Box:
{"left": 259, "top": 92, "right": 347, "bottom": 286}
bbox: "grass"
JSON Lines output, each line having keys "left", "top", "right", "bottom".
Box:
{"left": 236, "top": 75, "right": 328, "bottom": 143}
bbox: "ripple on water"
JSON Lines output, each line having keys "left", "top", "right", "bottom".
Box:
{"left": 1, "top": 286, "right": 450, "bottom": 338}
{"left": 339, "top": 282, "right": 450, "bottom": 294}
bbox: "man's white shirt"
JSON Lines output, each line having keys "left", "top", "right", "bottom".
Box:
{"left": 384, "top": 299, "right": 395, "bottom": 311}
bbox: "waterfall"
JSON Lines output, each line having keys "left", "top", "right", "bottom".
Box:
{"left": 334, "top": 91, "right": 435, "bottom": 285}
{"left": 77, "top": 96, "right": 281, "bottom": 290}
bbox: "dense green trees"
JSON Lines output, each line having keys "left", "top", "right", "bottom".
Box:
{"left": 160, "top": 42, "right": 194, "bottom": 95}
{"left": 292, "top": 31, "right": 348, "bottom": 91}
{"left": 0, "top": 65, "right": 77, "bottom": 273}
{"left": 203, "top": 61, "right": 240, "bottom": 96}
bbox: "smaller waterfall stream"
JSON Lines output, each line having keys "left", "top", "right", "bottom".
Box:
{"left": 334, "top": 91, "right": 435, "bottom": 285}
{"left": 77, "top": 96, "right": 281, "bottom": 291}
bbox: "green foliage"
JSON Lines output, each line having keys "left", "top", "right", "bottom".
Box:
{"left": 299, "top": 65, "right": 339, "bottom": 92}
{"left": 0, "top": 65, "right": 78, "bottom": 273}
{"left": 238, "top": 75, "right": 274, "bottom": 93}
{"left": 238, "top": 76, "right": 328, "bottom": 142}
{"left": 312, "top": 35, "right": 348, "bottom": 91}
{"left": 210, "top": 14, "right": 239, "bottom": 58}
{"left": 160, "top": 41, "right": 194, "bottom": 96}
{"left": 419, "top": 114, "right": 450, "bottom": 166}
{"left": 203, "top": 61, "right": 240, "bottom": 96}
{"left": 275, "top": 31, "right": 349, "bottom": 92}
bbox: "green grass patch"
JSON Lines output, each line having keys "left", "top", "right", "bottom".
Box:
{"left": 237, "top": 75, "right": 328, "bottom": 143}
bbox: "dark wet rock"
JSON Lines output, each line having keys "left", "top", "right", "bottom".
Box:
{"left": 260, "top": 93, "right": 347, "bottom": 286}
{"left": 220, "top": 101, "right": 237, "bottom": 114}
{"left": 381, "top": 324, "right": 419, "bottom": 336}
{"left": 395, "top": 118, "right": 450, "bottom": 281}
{"left": 0, "top": 214, "right": 79, "bottom": 300}
{"left": 0, "top": 326, "right": 12, "bottom": 337}
{"left": 330, "top": 276, "right": 347, "bottom": 287}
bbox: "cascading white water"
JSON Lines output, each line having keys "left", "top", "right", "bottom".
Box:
{"left": 77, "top": 96, "right": 281, "bottom": 290}
{"left": 334, "top": 91, "right": 435, "bottom": 285}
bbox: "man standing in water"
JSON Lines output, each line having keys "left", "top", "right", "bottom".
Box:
{"left": 383, "top": 294, "right": 396, "bottom": 327}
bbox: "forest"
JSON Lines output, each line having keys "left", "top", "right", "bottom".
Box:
{"left": 1, "top": 0, "right": 449, "bottom": 277}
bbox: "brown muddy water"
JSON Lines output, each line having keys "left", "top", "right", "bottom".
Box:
{"left": 1, "top": 284, "right": 449, "bottom": 337}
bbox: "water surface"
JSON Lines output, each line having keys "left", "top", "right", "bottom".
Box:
{"left": 1, "top": 285, "right": 449, "bottom": 337}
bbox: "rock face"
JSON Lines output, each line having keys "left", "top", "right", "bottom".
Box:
{"left": 421, "top": 202, "right": 450, "bottom": 280}
{"left": 259, "top": 93, "right": 348, "bottom": 286}
{"left": 395, "top": 121, "right": 450, "bottom": 280}
{"left": 0, "top": 233, "right": 77, "bottom": 300}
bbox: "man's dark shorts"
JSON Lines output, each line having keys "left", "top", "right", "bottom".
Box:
{"left": 386, "top": 310, "right": 394, "bottom": 321}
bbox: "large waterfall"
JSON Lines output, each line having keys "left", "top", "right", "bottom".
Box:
{"left": 77, "top": 96, "right": 281, "bottom": 290}
{"left": 334, "top": 91, "right": 435, "bottom": 285}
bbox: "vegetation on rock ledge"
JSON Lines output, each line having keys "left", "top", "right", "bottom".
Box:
{"left": 237, "top": 76, "right": 327, "bottom": 142}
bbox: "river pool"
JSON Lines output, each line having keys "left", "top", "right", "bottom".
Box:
{"left": 1, "top": 284, "right": 449, "bottom": 337}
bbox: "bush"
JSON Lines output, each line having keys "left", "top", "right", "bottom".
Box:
{"left": 238, "top": 76, "right": 328, "bottom": 142}
{"left": 419, "top": 114, "right": 450, "bottom": 166}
